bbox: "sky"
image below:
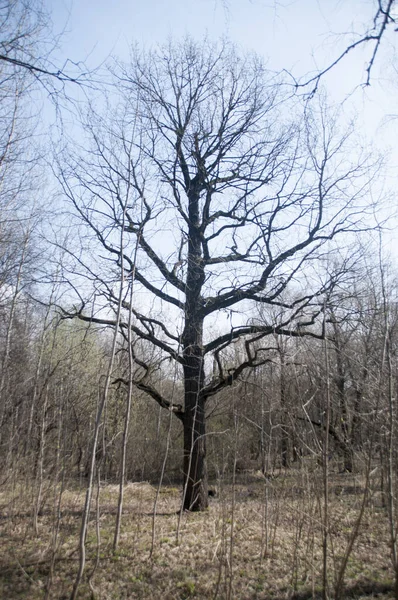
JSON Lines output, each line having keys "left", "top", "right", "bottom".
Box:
{"left": 48, "top": 0, "right": 396, "bottom": 94}
{"left": 47, "top": 0, "right": 398, "bottom": 178}
{"left": 49, "top": 0, "right": 383, "bottom": 71}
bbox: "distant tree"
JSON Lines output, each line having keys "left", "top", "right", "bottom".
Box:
{"left": 59, "top": 39, "right": 378, "bottom": 511}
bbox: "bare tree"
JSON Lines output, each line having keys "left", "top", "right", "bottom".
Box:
{"left": 58, "top": 39, "right": 378, "bottom": 511}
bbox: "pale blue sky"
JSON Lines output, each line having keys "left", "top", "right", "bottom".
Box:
{"left": 48, "top": 0, "right": 397, "bottom": 136}
{"left": 50, "top": 0, "right": 377, "bottom": 76}
{"left": 46, "top": 0, "right": 398, "bottom": 255}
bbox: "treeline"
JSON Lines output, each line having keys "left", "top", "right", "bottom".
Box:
{"left": 0, "top": 257, "right": 396, "bottom": 488}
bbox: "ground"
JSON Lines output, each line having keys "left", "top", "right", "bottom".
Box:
{"left": 0, "top": 468, "right": 395, "bottom": 599}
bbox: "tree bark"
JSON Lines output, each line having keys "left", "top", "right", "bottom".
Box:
{"left": 181, "top": 312, "right": 208, "bottom": 511}
{"left": 181, "top": 180, "right": 208, "bottom": 511}
{"left": 182, "top": 368, "right": 208, "bottom": 511}
{"left": 280, "top": 350, "right": 290, "bottom": 468}
{"left": 332, "top": 320, "right": 353, "bottom": 473}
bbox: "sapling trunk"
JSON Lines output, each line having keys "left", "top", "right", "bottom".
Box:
{"left": 322, "top": 302, "right": 331, "bottom": 600}
{"left": 113, "top": 229, "right": 140, "bottom": 552}
{"left": 70, "top": 216, "right": 127, "bottom": 600}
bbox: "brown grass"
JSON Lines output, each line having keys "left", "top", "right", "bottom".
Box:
{"left": 0, "top": 470, "right": 395, "bottom": 599}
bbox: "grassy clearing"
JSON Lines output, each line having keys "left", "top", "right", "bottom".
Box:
{"left": 0, "top": 470, "right": 395, "bottom": 599}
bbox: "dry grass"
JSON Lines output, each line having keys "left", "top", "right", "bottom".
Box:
{"left": 0, "top": 470, "right": 395, "bottom": 599}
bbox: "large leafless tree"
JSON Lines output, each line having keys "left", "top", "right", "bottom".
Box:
{"left": 59, "top": 39, "right": 378, "bottom": 511}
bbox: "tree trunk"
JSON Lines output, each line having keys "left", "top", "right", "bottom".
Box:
{"left": 183, "top": 393, "right": 208, "bottom": 511}
{"left": 182, "top": 349, "right": 208, "bottom": 511}
{"left": 333, "top": 323, "right": 353, "bottom": 473}
{"left": 280, "top": 350, "right": 290, "bottom": 468}
{"left": 181, "top": 181, "right": 208, "bottom": 511}
{"left": 341, "top": 440, "right": 353, "bottom": 473}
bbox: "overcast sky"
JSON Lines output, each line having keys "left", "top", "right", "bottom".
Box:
{"left": 46, "top": 0, "right": 398, "bottom": 254}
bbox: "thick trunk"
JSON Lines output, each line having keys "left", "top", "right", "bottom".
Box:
{"left": 182, "top": 320, "right": 208, "bottom": 511}
{"left": 183, "top": 366, "right": 208, "bottom": 511}
{"left": 181, "top": 181, "right": 208, "bottom": 511}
